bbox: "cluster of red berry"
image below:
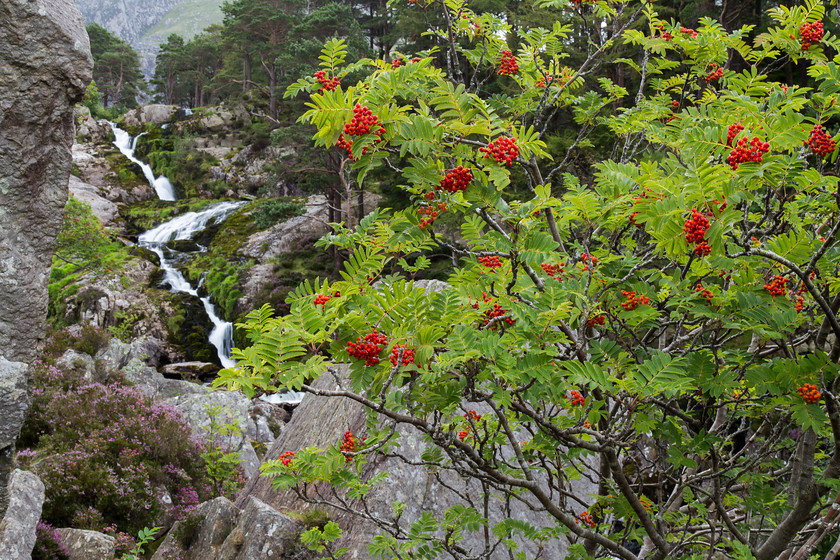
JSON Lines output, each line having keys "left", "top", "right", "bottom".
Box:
{"left": 795, "top": 295, "right": 805, "bottom": 312}
{"left": 586, "top": 314, "right": 606, "bottom": 327}
{"left": 580, "top": 253, "right": 598, "bottom": 271}
{"left": 437, "top": 166, "right": 473, "bottom": 192}
{"left": 806, "top": 124, "right": 836, "bottom": 156}
{"left": 314, "top": 290, "right": 340, "bottom": 309}
{"left": 670, "top": 99, "right": 680, "bottom": 110}
{"left": 478, "top": 256, "right": 503, "bottom": 269}
{"left": 498, "top": 50, "right": 518, "bottom": 75}
{"left": 680, "top": 27, "right": 698, "bottom": 38}
{"left": 655, "top": 23, "right": 673, "bottom": 41}
{"left": 347, "top": 331, "right": 389, "bottom": 366}
{"left": 684, "top": 209, "right": 712, "bottom": 257}
{"left": 279, "top": 450, "right": 295, "bottom": 466}
{"left": 391, "top": 58, "right": 404, "bottom": 68}
{"left": 577, "top": 511, "right": 596, "bottom": 528}
{"left": 536, "top": 76, "right": 553, "bottom": 88}
{"left": 726, "top": 123, "right": 745, "bottom": 147}
{"left": 568, "top": 390, "right": 585, "bottom": 406}
{"left": 621, "top": 290, "right": 650, "bottom": 311}
{"left": 541, "top": 262, "right": 565, "bottom": 280}
{"left": 314, "top": 71, "right": 340, "bottom": 92}
{"left": 703, "top": 63, "right": 723, "bottom": 82}
{"left": 800, "top": 21, "right": 824, "bottom": 50}
{"left": 340, "top": 430, "right": 361, "bottom": 463}
{"left": 336, "top": 104, "right": 386, "bottom": 159}
{"left": 418, "top": 202, "right": 447, "bottom": 229}
{"left": 478, "top": 292, "right": 515, "bottom": 328}
{"left": 695, "top": 284, "right": 714, "bottom": 304}
{"left": 640, "top": 495, "right": 654, "bottom": 513}
{"left": 764, "top": 275, "right": 788, "bottom": 297}
{"left": 390, "top": 344, "right": 416, "bottom": 366}
{"left": 458, "top": 410, "right": 482, "bottom": 441}
{"left": 344, "top": 104, "right": 385, "bottom": 137}
{"left": 799, "top": 383, "right": 821, "bottom": 404}
{"left": 727, "top": 136, "right": 770, "bottom": 170}
{"left": 480, "top": 137, "right": 518, "bottom": 166}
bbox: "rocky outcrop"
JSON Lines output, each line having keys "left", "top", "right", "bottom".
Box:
{"left": 152, "top": 497, "right": 239, "bottom": 560}
{"left": 0, "top": 470, "right": 45, "bottom": 560}
{"left": 58, "top": 528, "right": 116, "bottom": 560}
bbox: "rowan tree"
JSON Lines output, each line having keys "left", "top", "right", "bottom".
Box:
{"left": 218, "top": 1, "right": 840, "bottom": 558}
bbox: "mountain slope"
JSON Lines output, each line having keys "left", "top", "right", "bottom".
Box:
{"left": 76, "top": 0, "right": 225, "bottom": 79}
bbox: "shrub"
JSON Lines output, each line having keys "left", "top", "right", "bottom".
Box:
{"left": 19, "top": 361, "right": 243, "bottom": 536}
{"left": 32, "top": 521, "right": 70, "bottom": 560}
{"left": 252, "top": 199, "right": 305, "bottom": 230}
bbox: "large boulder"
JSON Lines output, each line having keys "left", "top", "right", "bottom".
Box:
{"left": 0, "top": 0, "right": 92, "bottom": 364}
{"left": 0, "top": 0, "right": 91, "bottom": 510}
{"left": 0, "top": 470, "right": 45, "bottom": 560}
{"left": 122, "top": 104, "right": 178, "bottom": 128}
{"left": 58, "top": 528, "right": 116, "bottom": 560}
{"left": 151, "top": 497, "right": 239, "bottom": 560}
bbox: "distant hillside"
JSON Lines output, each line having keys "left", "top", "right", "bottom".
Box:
{"left": 76, "top": 0, "right": 225, "bottom": 79}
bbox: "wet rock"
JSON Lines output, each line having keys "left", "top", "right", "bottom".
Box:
{"left": 58, "top": 528, "right": 116, "bottom": 560}
{"left": 0, "top": 470, "right": 45, "bottom": 560}
{"left": 151, "top": 497, "right": 239, "bottom": 560}
{"left": 161, "top": 362, "right": 221, "bottom": 383}
{"left": 166, "top": 239, "right": 201, "bottom": 253}
{"left": 0, "top": 0, "right": 91, "bottom": 363}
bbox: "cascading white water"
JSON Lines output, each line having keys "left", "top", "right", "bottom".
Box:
{"left": 138, "top": 202, "right": 246, "bottom": 368}
{"left": 109, "top": 122, "right": 177, "bottom": 201}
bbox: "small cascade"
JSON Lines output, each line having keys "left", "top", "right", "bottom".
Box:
{"left": 109, "top": 122, "right": 177, "bottom": 201}
{"left": 138, "top": 202, "right": 246, "bottom": 368}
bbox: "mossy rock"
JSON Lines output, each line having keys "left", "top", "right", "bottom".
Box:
{"left": 165, "top": 292, "right": 221, "bottom": 366}
{"left": 166, "top": 239, "right": 201, "bottom": 253}
{"left": 127, "top": 245, "right": 161, "bottom": 267}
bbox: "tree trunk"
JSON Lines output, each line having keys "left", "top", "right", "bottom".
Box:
{"left": 243, "top": 53, "right": 252, "bottom": 91}
{"left": 269, "top": 62, "right": 278, "bottom": 122}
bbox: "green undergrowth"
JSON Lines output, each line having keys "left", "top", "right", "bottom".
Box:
{"left": 136, "top": 130, "right": 220, "bottom": 198}
{"left": 104, "top": 149, "right": 147, "bottom": 190}
{"left": 47, "top": 241, "right": 138, "bottom": 323}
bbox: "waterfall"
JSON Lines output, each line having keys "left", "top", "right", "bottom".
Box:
{"left": 108, "top": 120, "right": 242, "bottom": 368}
{"left": 108, "top": 122, "right": 177, "bottom": 201}
{"left": 138, "top": 202, "right": 246, "bottom": 368}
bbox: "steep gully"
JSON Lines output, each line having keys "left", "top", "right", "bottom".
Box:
{"left": 109, "top": 122, "right": 239, "bottom": 368}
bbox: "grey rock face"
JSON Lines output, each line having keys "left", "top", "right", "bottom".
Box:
{"left": 56, "top": 349, "right": 97, "bottom": 382}
{"left": 122, "top": 104, "right": 178, "bottom": 127}
{"left": 0, "top": 0, "right": 92, "bottom": 363}
{"left": 151, "top": 497, "right": 239, "bottom": 560}
{"left": 58, "top": 528, "right": 116, "bottom": 560}
{"left": 0, "top": 470, "right": 45, "bottom": 560}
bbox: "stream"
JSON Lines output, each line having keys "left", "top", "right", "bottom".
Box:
{"left": 109, "top": 122, "right": 240, "bottom": 368}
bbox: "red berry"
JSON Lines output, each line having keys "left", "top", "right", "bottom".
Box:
{"left": 498, "top": 50, "right": 518, "bottom": 75}
{"left": 480, "top": 137, "right": 518, "bottom": 166}
{"left": 800, "top": 21, "right": 824, "bottom": 50}
{"left": 806, "top": 124, "right": 835, "bottom": 156}
{"left": 798, "top": 383, "right": 821, "bottom": 404}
